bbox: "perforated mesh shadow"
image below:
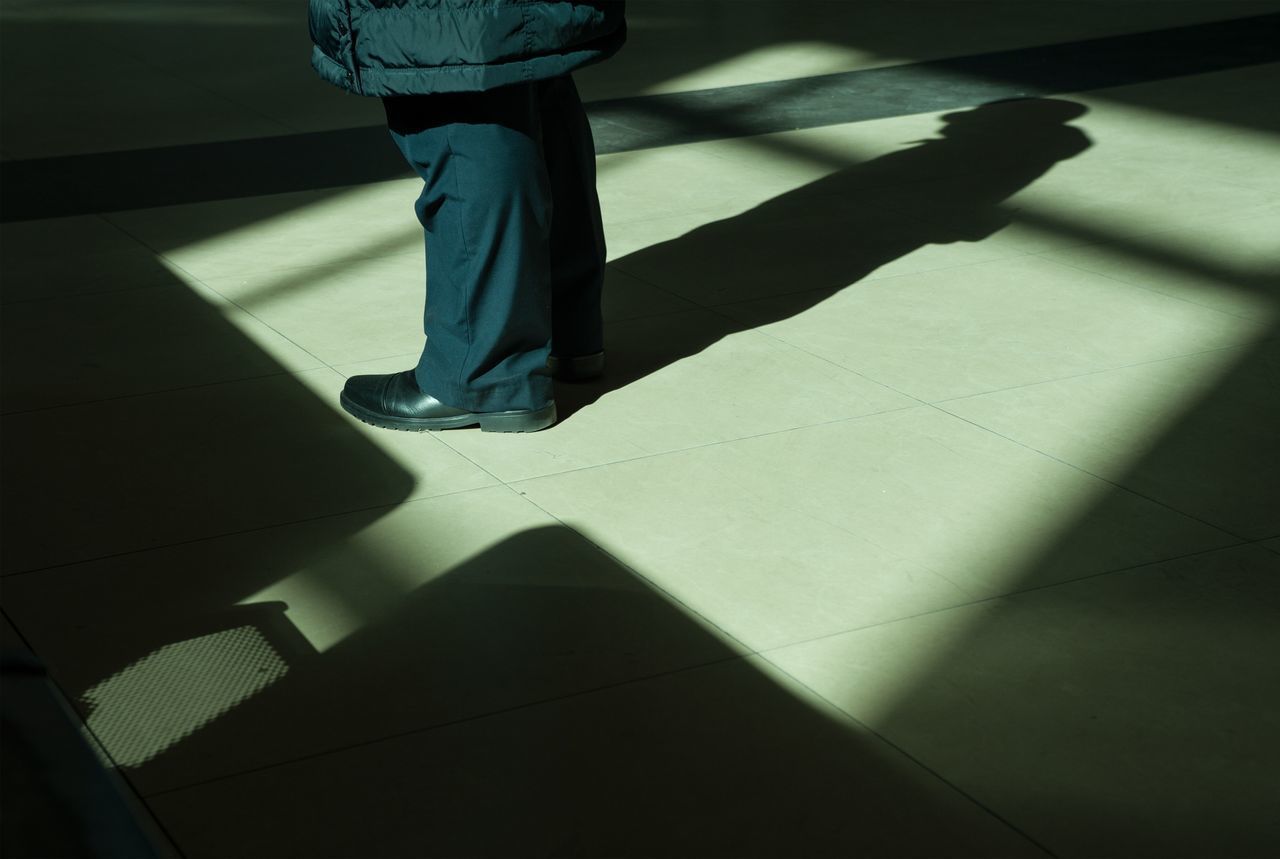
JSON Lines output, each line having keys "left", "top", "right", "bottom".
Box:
{"left": 83, "top": 626, "right": 288, "bottom": 768}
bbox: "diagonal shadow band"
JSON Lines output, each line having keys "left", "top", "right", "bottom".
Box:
{"left": 1, "top": 13, "right": 1277, "bottom": 222}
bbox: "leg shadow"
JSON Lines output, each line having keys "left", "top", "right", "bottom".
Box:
{"left": 558, "top": 97, "right": 1091, "bottom": 418}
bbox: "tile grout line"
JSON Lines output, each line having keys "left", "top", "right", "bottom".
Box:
{"left": 479, "top": 315, "right": 1261, "bottom": 493}
{"left": 130, "top": 487, "right": 759, "bottom": 803}
{"left": 198, "top": 290, "right": 335, "bottom": 374}
{"left": 755, "top": 653, "right": 1062, "bottom": 858}
{"left": 496, "top": 401, "right": 924, "bottom": 486}
{"left": 733, "top": 292, "right": 1275, "bottom": 411}
{"left": 0, "top": 483, "right": 503, "bottom": 580}
{"left": 138, "top": 651, "right": 751, "bottom": 804}
{"left": 508, "top": 487, "right": 759, "bottom": 654}
{"left": 4, "top": 325, "right": 1264, "bottom": 576}
{"left": 750, "top": 538, "right": 1259, "bottom": 666}
{"left": 1029, "top": 248, "right": 1279, "bottom": 323}
{"left": 929, "top": 334, "right": 1280, "bottom": 406}
{"left": 98, "top": 211, "right": 341, "bottom": 375}
{"left": 741, "top": 532, "right": 1279, "bottom": 853}
{"left": 0, "top": 368, "right": 306, "bottom": 418}
{"left": 97, "top": 211, "right": 335, "bottom": 372}
{"left": 931, "top": 400, "right": 1260, "bottom": 544}
{"left": 0, "top": 363, "right": 1045, "bottom": 579}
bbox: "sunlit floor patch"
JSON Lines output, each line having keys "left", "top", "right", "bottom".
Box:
{"left": 642, "top": 41, "right": 898, "bottom": 95}
{"left": 83, "top": 625, "right": 289, "bottom": 768}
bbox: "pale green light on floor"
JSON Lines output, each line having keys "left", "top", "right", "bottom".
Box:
{"left": 640, "top": 41, "right": 891, "bottom": 95}
{"left": 83, "top": 626, "right": 287, "bottom": 768}
{"left": 167, "top": 61, "right": 1274, "bottom": 728}
{"left": 245, "top": 575, "right": 377, "bottom": 654}
{"left": 157, "top": 182, "right": 422, "bottom": 305}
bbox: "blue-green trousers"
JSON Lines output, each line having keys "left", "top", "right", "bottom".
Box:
{"left": 383, "top": 75, "right": 606, "bottom": 413}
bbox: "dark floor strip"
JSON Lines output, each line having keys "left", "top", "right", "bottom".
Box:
{"left": 585, "top": 12, "right": 1280, "bottom": 152}
{"left": 2, "top": 13, "right": 1277, "bottom": 222}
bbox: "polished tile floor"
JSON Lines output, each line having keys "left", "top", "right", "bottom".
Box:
{"left": 2, "top": 2, "right": 1279, "bottom": 857}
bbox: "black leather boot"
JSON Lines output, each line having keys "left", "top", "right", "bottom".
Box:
{"left": 340, "top": 371, "right": 556, "bottom": 433}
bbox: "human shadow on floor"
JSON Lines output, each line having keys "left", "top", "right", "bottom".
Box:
{"left": 555, "top": 97, "right": 1092, "bottom": 419}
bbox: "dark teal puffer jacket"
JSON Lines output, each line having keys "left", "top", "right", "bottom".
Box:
{"left": 310, "top": 0, "right": 626, "bottom": 96}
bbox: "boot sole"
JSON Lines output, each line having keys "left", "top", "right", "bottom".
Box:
{"left": 340, "top": 395, "right": 556, "bottom": 433}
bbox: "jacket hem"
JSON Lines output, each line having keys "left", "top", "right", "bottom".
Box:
{"left": 350, "top": 42, "right": 622, "bottom": 95}
{"left": 311, "top": 47, "right": 361, "bottom": 95}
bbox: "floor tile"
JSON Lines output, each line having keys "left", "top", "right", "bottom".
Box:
{"left": 0, "top": 281, "right": 324, "bottom": 413}
{"left": 689, "top": 110, "right": 976, "bottom": 187}
{"left": 599, "top": 263, "right": 701, "bottom": 320}
{"left": 1, "top": 490, "right": 739, "bottom": 795}
{"left": 201, "top": 255, "right": 427, "bottom": 367}
{"left": 517, "top": 407, "right": 1234, "bottom": 648}
{"left": 286, "top": 366, "right": 505, "bottom": 491}
{"left": 878, "top": 151, "right": 1278, "bottom": 259}
{"left": 595, "top": 144, "right": 799, "bottom": 227}
{"left": 610, "top": 182, "right": 1029, "bottom": 308}
{"left": 0, "top": 368, "right": 496, "bottom": 574}
{"left": 1006, "top": 145, "right": 1276, "bottom": 228}
{"left": 1035, "top": 83, "right": 1234, "bottom": 157}
{"left": 145, "top": 655, "right": 1046, "bottom": 858}
{"left": 1073, "top": 61, "right": 1280, "bottom": 155}
{"left": 2, "top": 247, "right": 173, "bottom": 305}
{"left": 1104, "top": 122, "right": 1280, "bottom": 198}
{"left": 858, "top": 64, "right": 1280, "bottom": 255}
{"left": 511, "top": 421, "right": 980, "bottom": 652}
{"left": 104, "top": 182, "right": 422, "bottom": 282}
{"left": 425, "top": 310, "right": 915, "bottom": 483}
{"left": 205, "top": 261, "right": 692, "bottom": 370}
{"left": 635, "top": 38, "right": 900, "bottom": 96}
{"left": 0, "top": 215, "right": 173, "bottom": 303}
{"left": 766, "top": 542, "right": 1280, "bottom": 858}
{"left": 718, "top": 254, "right": 1267, "bottom": 402}
{"left": 1039, "top": 204, "right": 1280, "bottom": 322}
{"left": 603, "top": 204, "right": 759, "bottom": 260}
{"left": 940, "top": 341, "right": 1280, "bottom": 540}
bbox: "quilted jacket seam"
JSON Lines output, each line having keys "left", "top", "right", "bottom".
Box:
{"left": 342, "top": 0, "right": 362, "bottom": 93}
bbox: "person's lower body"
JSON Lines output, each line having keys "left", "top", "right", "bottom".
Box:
{"left": 340, "top": 75, "right": 607, "bottom": 432}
